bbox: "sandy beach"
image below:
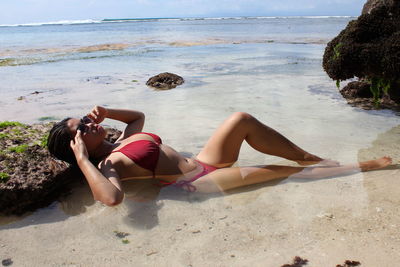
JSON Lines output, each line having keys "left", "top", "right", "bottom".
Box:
{"left": 1, "top": 154, "right": 399, "bottom": 266}
{"left": 1, "top": 17, "right": 400, "bottom": 266}
{"left": 1, "top": 124, "right": 399, "bottom": 266}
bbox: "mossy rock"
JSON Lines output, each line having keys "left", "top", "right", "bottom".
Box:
{"left": 0, "top": 122, "right": 122, "bottom": 215}
{"left": 0, "top": 122, "right": 77, "bottom": 215}
{"left": 322, "top": 1, "right": 400, "bottom": 104}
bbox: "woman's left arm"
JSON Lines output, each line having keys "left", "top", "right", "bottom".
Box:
{"left": 88, "top": 106, "right": 145, "bottom": 140}
{"left": 71, "top": 130, "right": 124, "bottom": 206}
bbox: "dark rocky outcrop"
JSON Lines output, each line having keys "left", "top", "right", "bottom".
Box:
{"left": 146, "top": 72, "right": 184, "bottom": 90}
{"left": 340, "top": 85, "right": 400, "bottom": 111}
{"left": 341, "top": 81, "right": 373, "bottom": 98}
{"left": 340, "top": 81, "right": 398, "bottom": 110}
{"left": 0, "top": 122, "right": 121, "bottom": 215}
{"left": 362, "top": 0, "right": 395, "bottom": 14}
{"left": 323, "top": 0, "right": 400, "bottom": 108}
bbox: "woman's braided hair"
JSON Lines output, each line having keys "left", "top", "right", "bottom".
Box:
{"left": 47, "top": 118, "right": 76, "bottom": 164}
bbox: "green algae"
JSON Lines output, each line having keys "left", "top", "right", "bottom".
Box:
{"left": 333, "top": 43, "right": 342, "bottom": 60}
{"left": 39, "top": 133, "right": 49, "bottom": 147}
{"left": 11, "top": 128, "right": 23, "bottom": 135}
{"left": 0, "top": 58, "right": 16, "bottom": 67}
{"left": 0, "top": 133, "right": 10, "bottom": 139}
{"left": 38, "top": 116, "right": 58, "bottom": 121}
{"left": 0, "top": 121, "right": 26, "bottom": 129}
{"left": 0, "top": 172, "right": 10, "bottom": 182}
{"left": 9, "top": 144, "right": 28, "bottom": 153}
{"left": 369, "top": 77, "right": 392, "bottom": 107}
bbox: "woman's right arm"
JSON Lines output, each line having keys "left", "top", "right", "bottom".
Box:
{"left": 87, "top": 106, "right": 145, "bottom": 141}
{"left": 71, "top": 130, "right": 124, "bottom": 206}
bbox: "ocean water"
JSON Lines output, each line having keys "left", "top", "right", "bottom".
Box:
{"left": 1, "top": 17, "right": 400, "bottom": 266}
{"left": 1, "top": 16, "right": 399, "bottom": 160}
{"left": 0, "top": 17, "right": 398, "bottom": 159}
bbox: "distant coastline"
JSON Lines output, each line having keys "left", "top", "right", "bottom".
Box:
{"left": 0, "top": 15, "right": 355, "bottom": 28}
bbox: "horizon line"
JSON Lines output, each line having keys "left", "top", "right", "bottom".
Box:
{"left": 0, "top": 15, "right": 357, "bottom": 27}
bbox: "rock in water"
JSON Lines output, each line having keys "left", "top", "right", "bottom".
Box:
{"left": 322, "top": 0, "right": 400, "bottom": 105}
{"left": 146, "top": 72, "right": 184, "bottom": 90}
{"left": 340, "top": 81, "right": 373, "bottom": 98}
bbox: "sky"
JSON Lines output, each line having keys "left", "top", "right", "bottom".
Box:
{"left": 0, "top": 0, "right": 367, "bottom": 25}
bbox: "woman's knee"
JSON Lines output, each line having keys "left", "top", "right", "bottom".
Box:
{"left": 229, "top": 112, "right": 254, "bottom": 124}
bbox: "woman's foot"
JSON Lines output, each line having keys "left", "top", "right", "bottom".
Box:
{"left": 359, "top": 156, "right": 392, "bottom": 171}
{"left": 295, "top": 154, "right": 340, "bottom": 167}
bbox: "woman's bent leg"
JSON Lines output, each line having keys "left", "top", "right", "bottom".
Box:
{"left": 191, "top": 157, "right": 392, "bottom": 193}
{"left": 197, "top": 112, "right": 333, "bottom": 168}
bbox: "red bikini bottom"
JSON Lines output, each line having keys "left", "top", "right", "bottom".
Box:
{"left": 159, "top": 159, "right": 218, "bottom": 192}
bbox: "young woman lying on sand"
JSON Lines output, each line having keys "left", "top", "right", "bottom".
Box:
{"left": 47, "top": 106, "right": 392, "bottom": 206}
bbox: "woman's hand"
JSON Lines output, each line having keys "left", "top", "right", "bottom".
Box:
{"left": 87, "top": 105, "right": 108, "bottom": 124}
{"left": 70, "top": 130, "right": 89, "bottom": 163}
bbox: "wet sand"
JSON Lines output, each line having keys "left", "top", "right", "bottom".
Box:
{"left": 1, "top": 170, "right": 400, "bottom": 266}
{"left": 0, "top": 125, "right": 399, "bottom": 266}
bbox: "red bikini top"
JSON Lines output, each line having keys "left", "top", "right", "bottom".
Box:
{"left": 111, "top": 132, "right": 162, "bottom": 174}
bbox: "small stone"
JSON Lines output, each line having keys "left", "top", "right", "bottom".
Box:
{"left": 1, "top": 258, "right": 13, "bottom": 266}
{"left": 146, "top": 251, "right": 158, "bottom": 256}
{"left": 192, "top": 230, "right": 201, "bottom": 234}
{"left": 113, "top": 230, "right": 130, "bottom": 239}
{"left": 325, "top": 214, "right": 335, "bottom": 219}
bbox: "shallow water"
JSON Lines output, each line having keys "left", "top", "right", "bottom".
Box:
{"left": 1, "top": 17, "right": 400, "bottom": 266}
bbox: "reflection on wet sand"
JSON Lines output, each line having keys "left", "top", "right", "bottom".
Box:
{"left": 188, "top": 157, "right": 392, "bottom": 193}
{"left": 55, "top": 154, "right": 395, "bottom": 218}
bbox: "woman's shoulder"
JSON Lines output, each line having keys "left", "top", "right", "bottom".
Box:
{"left": 97, "top": 150, "right": 121, "bottom": 169}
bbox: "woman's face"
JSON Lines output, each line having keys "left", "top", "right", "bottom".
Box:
{"left": 67, "top": 118, "right": 107, "bottom": 150}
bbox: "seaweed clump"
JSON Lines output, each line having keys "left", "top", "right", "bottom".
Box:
{"left": 336, "top": 260, "right": 361, "bottom": 267}
{"left": 281, "top": 256, "right": 309, "bottom": 267}
{"left": 322, "top": 0, "right": 400, "bottom": 107}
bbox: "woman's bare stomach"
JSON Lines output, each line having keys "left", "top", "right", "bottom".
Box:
{"left": 117, "top": 144, "right": 203, "bottom": 182}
